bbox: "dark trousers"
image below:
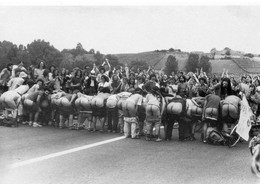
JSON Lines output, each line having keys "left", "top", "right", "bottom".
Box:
{"left": 165, "top": 115, "right": 192, "bottom": 140}
{"left": 107, "top": 107, "right": 119, "bottom": 131}
{"left": 178, "top": 118, "right": 192, "bottom": 140}
{"left": 165, "top": 115, "right": 177, "bottom": 140}
{"left": 40, "top": 107, "right": 52, "bottom": 125}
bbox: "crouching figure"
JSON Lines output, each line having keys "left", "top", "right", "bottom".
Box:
{"left": 122, "top": 88, "right": 144, "bottom": 139}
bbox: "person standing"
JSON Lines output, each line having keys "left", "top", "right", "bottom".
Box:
{"left": 34, "top": 61, "right": 46, "bottom": 79}
{"left": 0, "top": 63, "right": 13, "bottom": 93}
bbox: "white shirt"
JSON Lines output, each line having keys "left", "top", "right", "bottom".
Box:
{"left": 98, "top": 81, "right": 110, "bottom": 89}
{"left": 7, "top": 77, "right": 24, "bottom": 90}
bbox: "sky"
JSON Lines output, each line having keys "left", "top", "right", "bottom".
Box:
{"left": 0, "top": 1, "right": 260, "bottom": 54}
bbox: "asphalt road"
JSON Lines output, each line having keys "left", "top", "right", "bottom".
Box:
{"left": 0, "top": 125, "right": 259, "bottom": 184}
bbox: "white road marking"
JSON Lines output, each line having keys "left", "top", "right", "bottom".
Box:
{"left": 11, "top": 136, "right": 126, "bottom": 169}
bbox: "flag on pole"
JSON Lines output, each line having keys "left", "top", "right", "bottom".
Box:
{"left": 236, "top": 95, "right": 254, "bottom": 141}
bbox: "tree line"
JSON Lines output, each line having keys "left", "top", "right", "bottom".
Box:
{"left": 0, "top": 40, "right": 121, "bottom": 71}
{"left": 163, "top": 53, "right": 211, "bottom": 76}
{"left": 0, "top": 39, "right": 211, "bottom": 75}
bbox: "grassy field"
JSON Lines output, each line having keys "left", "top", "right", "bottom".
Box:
{"left": 115, "top": 51, "right": 260, "bottom": 75}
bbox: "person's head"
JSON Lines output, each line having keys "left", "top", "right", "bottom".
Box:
{"left": 169, "top": 77, "right": 176, "bottom": 85}
{"left": 42, "top": 84, "right": 53, "bottom": 95}
{"left": 101, "top": 75, "right": 108, "bottom": 82}
{"left": 36, "top": 79, "right": 44, "bottom": 87}
{"left": 38, "top": 61, "right": 46, "bottom": 69}
{"left": 75, "top": 69, "right": 82, "bottom": 78}
{"left": 43, "top": 69, "right": 49, "bottom": 78}
{"left": 29, "top": 65, "right": 35, "bottom": 71}
{"left": 221, "top": 77, "right": 232, "bottom": 96}
{"left": 134, "top": 87, "right": 143, "bottom": 95}
{"left": 149, "top": 74, "right": 157, "bottom": 81}
{"left": 112, "top": 74, "right": 119, "bottom": 82}
{"left": 114, "top": 65, "right": 121, "bottom": 73}
{"left": 43, "top": 87, "right": 51, "bottom": 96}
{"left": 178, "top": 75, "right": 186, "bottom": 83}
{"left": 129, "top": 78, "right": 135, "bottom": 85}
{"left": 83, "top": 70, "right": 89, "bottom": 77}
{"left": 177, "top": 71, "right": 183, "bottom": 77}
{"left": 241, "top": 76, "right": 246, "bottom": 83}
{"left": 61, "top": 68, "right": 66, "bottom": 75}
{"left": 99, "top": 67, "right": 105, "bottom": 74}
{"left": 222, "top": 78, "right": 229, "bottom": 87}
{"left": 53, "top": 69, "right": 59, "bottom": 77}
{"left": 129, "top": 72, "right": 135, "bottom": 79}
{"left": 212, "top": 78, "right": 219, "bottom": 85}
{"left": 90, "top": 71, "right": 96, "bottom": 79}
{"left": 6, "top": 63, "right": 13, "bottom": 71}
{"left": 49, "top": 65, "right": 56, "bottom": 72}
{"left": 137, "top": 76, "right": 145, "bottom": 84}
{"left": 18, "top": 71, "right": 28, "bottom": 79}
{"left": 254, "top": 79, "right": 260, "bottom": 87}
{"left": 199, "top": 77, "right": 207, "bottom": 85}
{"left": 65, "top": 69, "right": 70, "bottom": 75}
{"left": 143, "top": 81, "right": 155, "bottom": 94}
{"left": 103, "top": 64, "right": 108, "bottom": 71}
{"left": 249, "top": 84, "right": 256, "bottom": 94}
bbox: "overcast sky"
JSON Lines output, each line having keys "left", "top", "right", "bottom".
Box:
{"left": 0, "top": 5, "right": 260, "bottom": 54}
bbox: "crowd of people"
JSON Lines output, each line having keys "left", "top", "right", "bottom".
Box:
{"left": 0, "top": 59, "right": 259, "bottom": 144}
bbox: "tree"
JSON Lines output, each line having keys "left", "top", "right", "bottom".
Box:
{"left": 94, "top": 51, "right": 104, "bottom": 66}
{"left": 7, "top": 45, "right": 18, "bottom": 62}
{"left": 27, "top": 39, "right": 63, "bottom": 67}
{"left": 73, "top": 55, "right": 92, "bottom": 69}
{"left": 244, "top": 53, "right": 254, "bottom": 58}
{"left": 164, "top": 55, "right": 178, "bottom": 76}
{"left": 130, "top": 60, "right": 149, "bottom": 72}
{"left": 226, "top": 50, "right": 231, "bottom": 56}
{"left": 59, "top": 53, "right": 74, "bottom": 70}
{"left": 105, "top": 54, "right": 119, "bottom": 68}
{"left": 199, "top": 55, "right": 212, "bottom": 73}
{"left": 0, "top": 41, "right": 16, "bottom": 69}
{"left": 169, "top": 48, "right": 174, "bottom": 52}
{"left": 224, "top": 47, "right": 231, "bottom": 51}
{"left": 16, "top": 45, "right": 30, "bottom": 66}
{"left": 210, "top": 48, "right": 216, "bottom": 58}
{"left": 75, "top": 43, "right": 88, "bottom": 56}
{"left": 185, "top": 53, "right": 200, "bottom": 72}
{"left": 62, "top": 43, "right": 88, "bottom": 57}
{"left": 89, "top": 49, "right": 95, "bottom": 54}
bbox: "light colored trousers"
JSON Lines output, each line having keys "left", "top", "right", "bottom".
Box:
{"left": 124, "top": 117, "right": 138, "bottom": 138}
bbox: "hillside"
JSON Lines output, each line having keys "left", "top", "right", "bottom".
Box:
{"left": 210, "top": 58, "right": 260, "bottom": 74}
{"left": 115, "top": 51, "right": 188, "bottom": 70}
{"left": 115, "top": 49, "right": 260, "bottom": 75}
{"left": 210, "top": 59, "right": 245, "bottom": 74}
{"left": 115, "top": 51, "right": 166, "bottom": 68}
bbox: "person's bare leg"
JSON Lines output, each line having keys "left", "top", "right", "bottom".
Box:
{"left": 92, "top": 116, "right": 97, "bottom": 131}
{"left": 34, "top": 111, "right": 40, "bottom": 123}
{"left": 100, "top": 117, "right": 105, "bottom": 132}
{"left": 59, "top": 115, "right": 64, "bottom": 128}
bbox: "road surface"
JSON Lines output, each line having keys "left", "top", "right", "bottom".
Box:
{"left": 0, "top": 125, "right": 259, "bottom": 184}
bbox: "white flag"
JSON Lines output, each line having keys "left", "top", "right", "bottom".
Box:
{"left": 236, "top": 95, "right": 253, "bottom": 141}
